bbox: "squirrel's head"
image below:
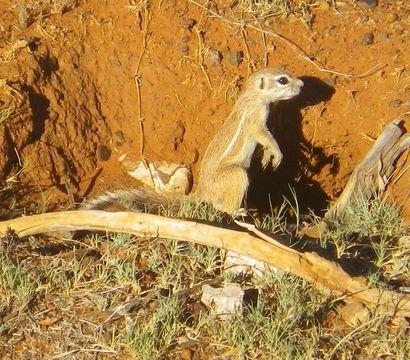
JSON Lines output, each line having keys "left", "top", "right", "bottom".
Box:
{"left": 245, "top": 68, "right": 304, "bottom": 103}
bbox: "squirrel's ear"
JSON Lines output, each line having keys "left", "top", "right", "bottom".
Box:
{"left": 259, "top": 77, "right": 265, "bottom": 89}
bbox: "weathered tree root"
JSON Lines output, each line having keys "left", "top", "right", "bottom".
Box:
{"left": 0, "top": 210, "right": 409, "bottom": 320}
{"left": 301, "top": 117, "right": 410, "bottom": 239}
{"left": 326, "top": 118, "right": 410, "bottom": 218}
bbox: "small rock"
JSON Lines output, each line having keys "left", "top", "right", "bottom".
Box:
{"left": 96, "top": 144, "right": 111, "bottom": 161}
{"left": 177, "top": 336, "right": 201, "bottom": 350}
{"left": 180, "top": 349, "right": 193, "bottom": 360}
{"left": 395, "top": 28, "right": 404, "bottom": 36}
{"left": 179, "top": 44, "right": 189, "bottom": 54}
{"left": 264, "top": 18, "right": 274, "bottom": 27}
{"left": 358, "top": 0, "right": 378, "bottom": 9}
{"left": 386, "top": 13, "right": 398, "bottom": 23}
{"left": 201, "top": 283, "right": 244, "bottom": 320}
{"left": 318, "top": 1, "right": 330, "bottom": 11}
{"left": 228, "top": 50, "right": 243, "bottom": 66}
{"left": 398, "top": 235, "right": 410, "bottom": 248}
{"left": 190, "top": 148, "right": 199, "bottom": 163}
{"left": 176, "top": 8, "right": 188, "bottom": 17}
{"left": 125, "top": 161, "right": 192, "bottom": 194}
{"left": 182, "top": 17, "right": 196, "bottom": 30}
{"left": 287, "top": 13, "right": 298, "bottom": 23}
{"left": 205, "top": 48, "right": 222, "bottom": 66}
{"left": 181, "top": 35, "right": 191, "bottom": 43}
{"left": 110, "top": 57, "right": 121, "bottom": 67}
{"left": 361, "top": 32, "right": 374, "bottom": 45}
{"left": 378, "top": 32, "right": 389, "bottom": 42}
{"left": 114, "top": 130, "right": 126, "bottom": 144}
{"left": 18, "top": 8, "right": 30, "bottom": 27}
{"left": 359, "top": 15, "right": 369, "bottom": 24}
{"left": 245, "top": 37, "right": 256, "bottom": 46}
{"left": 389, "top": 99, "right": 403, "bottom": 108}
{"left": 323, "top": 77, "right": 336, "bottom": 87}
{"left": 340, "top": 302, "right": 370, "bottom": 327}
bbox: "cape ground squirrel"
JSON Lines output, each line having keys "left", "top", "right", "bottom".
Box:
{"left": 85, "top": 68, "right": 304, "bottom": 215}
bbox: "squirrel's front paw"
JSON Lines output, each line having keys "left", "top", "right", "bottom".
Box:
{"left": 271, "top": 152, "right": 283, "bottom": 170}
{"left": 261, "top": 149, "right": 283, "bottom": 170}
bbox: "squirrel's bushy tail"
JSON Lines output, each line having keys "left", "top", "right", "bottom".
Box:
{"left": 82, "top": 188, "right": 181, "bottom": 213}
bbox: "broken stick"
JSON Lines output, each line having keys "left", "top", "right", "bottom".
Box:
{"left": 327, "top": 118, "right": 410, "bottom": 218}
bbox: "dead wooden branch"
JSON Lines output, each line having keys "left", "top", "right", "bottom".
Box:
{"left": 326, "top": 118, "right": 410, "bottom": 218}
{"left": 1, "top": 210, "right": 409, "bottom": 319}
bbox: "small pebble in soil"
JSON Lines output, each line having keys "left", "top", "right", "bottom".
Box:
{"left": 245, "top": 37, "right": 256, "bottom": 46}
{"left": 398, "top": 235, "right": 410, "bottom": 248}
{"left": 361, "top": 32, "right": 374, "bottom": 45}
{"left": 96, "top": 144, "right": 111, "bottom": 161}
{"left": 205, "top": 48, "right": 223, "bottom": 66}
{"left": 179, "top": 44, "right": 189, "bottom": 54}
{"left": 190, "top": 149, "right": 199, "bottom": 163}
{"left": 181, "top": 35, "right": 191, "bottom": 43}
{"left": 228, "top": 51, "right": 243, "bottom": 66}
{"left": 180, "top": 349, "right": 193, "bottom": 360}
{"left": 386, "top": 13, "right": 398, "bottom": 23}
{"left": 323, "top": 77, "right": 336, "bottom": 87}
{"left": 389, "top": 99, "right": 403, "bottom": 108}
{"left": 359, "top": 15, "right": 369, "bottom": 23}
{"left": 358, "top": 0, "right": 378, "bottom": 9}
{"left": 182, "top": 18, "right": 196, "bottom": 30}
{"left": 395, "top": 28, "right": 404, "bottom": 36}
{"left": 113, "top": 130, "right": 126, "bottom": 146}
{"left": 378, "top": 32, "right": 389, "bottom": 42}
{"left": 110, "top": 57, "right": 121, "bottom": 67}
{"left": 318, "top": 1, "right": 330, "bottom": 11}
{"left": 18, "top": 11, "right": 30, "bottom": 27}
{"left": 264, "top": 18, "right": 274, "bottom": 27}
{"left": 174, "top": 122, "right": 186, "bottom": 140}
{"left": 176, "top": 8, "right": 188, "bottom": 17}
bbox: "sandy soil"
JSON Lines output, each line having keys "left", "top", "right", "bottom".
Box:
{"left": 0, "top": 0, "right": 409, "bottom": 219}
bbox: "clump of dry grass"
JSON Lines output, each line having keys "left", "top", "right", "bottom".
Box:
{"left": 323, "top": 197, "right": 409, "bottom": 290}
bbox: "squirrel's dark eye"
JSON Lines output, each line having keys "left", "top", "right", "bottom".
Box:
{"left": 276, "top": 76, "right": 289, "bottom": 85}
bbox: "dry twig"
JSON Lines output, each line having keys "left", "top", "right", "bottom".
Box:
{"left": 194, "top": 28, "right": 213, "bottom": 90}
{"left": 133, "top": 6, "right": 150, "bottom": 161}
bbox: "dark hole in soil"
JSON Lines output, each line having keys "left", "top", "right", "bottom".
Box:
{"left": 38, "top": 55, "right": 59, "bottom": 79}
{"left": 22, "top": 85, "right": 50, "bottom": 143}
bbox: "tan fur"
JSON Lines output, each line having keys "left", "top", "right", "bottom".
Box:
{"left": 84, "top": 68, "right": 303, "bottom": 215}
